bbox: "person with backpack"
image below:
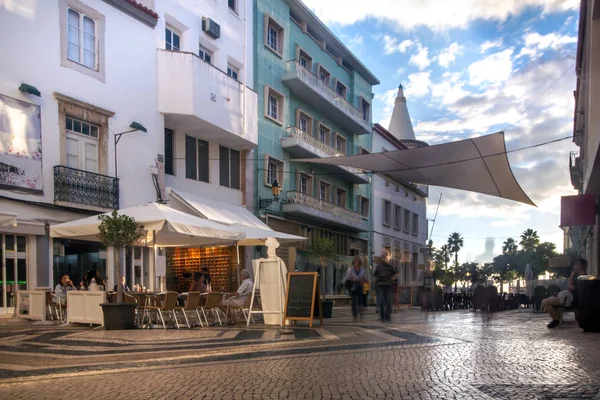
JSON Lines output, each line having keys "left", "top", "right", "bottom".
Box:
{"left": 374, "top": 249, "right": 398, "bottom": 322}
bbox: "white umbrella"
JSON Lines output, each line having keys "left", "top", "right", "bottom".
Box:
{"left": 50, "top": 203, "right": 245, "bottom": 247}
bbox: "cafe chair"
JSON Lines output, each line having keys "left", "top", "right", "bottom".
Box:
{"left": 177, "top": 292, "right": 203, "bottom": 328}
{"left": 199, "top": 292, "right": 224, "bottom": 326}
{"left": 49, "top": 293, "right": 66, "bottom": 323}
{"left": 45, "top": 292, "right": 60, "bottom": 321}
{"left": 144, "top": 291, "right": 180, "bottom": 329}
{"left": 225, "top": 295, "right": 255, "bottom": 325}
{"left": 124, "top": 293, "right": 143, "bottom": 328}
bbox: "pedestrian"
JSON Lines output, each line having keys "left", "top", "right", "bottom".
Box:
{"left": 374, "top": 249, "right": 398, "bottom": 322}
{"left": 345, "top": 256, "right": 367, "bottom": 321}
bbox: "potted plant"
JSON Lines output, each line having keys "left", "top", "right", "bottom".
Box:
{"left": 98, "top": 210, "right": 144, "bottom": 330}
{"left": 311, "top": 237, "right": 335, "bottom": 318}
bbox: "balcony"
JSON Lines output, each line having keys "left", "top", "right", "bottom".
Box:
{"left": 157, "top": 50, "right": 258, "bottom": 149}
{"left": 281, "top": 127, "right": 369, "bottom": 184}
{"left": 282, "top": 191, "right": 368, "bottom": 232}
{"left": 281, "top": 61, "right": 370, "bottom": 135}
{"left": 570, "top": 151, "right": 583, "bottom": 191}
{"left": 54, "top": 166, "right": 119, "bottom": 210}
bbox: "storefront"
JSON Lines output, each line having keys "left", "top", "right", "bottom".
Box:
{"left": 165, "top": 246, "right": 241, "bottom": 293}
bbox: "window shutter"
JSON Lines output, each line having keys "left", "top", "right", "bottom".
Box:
{"left": 295, "top": 169, "right": 301, "bottom": 192}
{"left": 279, "top": 161, "right": 285, "bottom": 187}
{"left": 295, "top": 44, "right": 300, "bottom": 62}
{"left": 332, "top": 78, "right": 338, "bottom": 93}
{"left": 263, "top": 14, "right": 270, "bottom": 46}
{"left": 295, "top": 108, "right": 301, "bottom": 129}
{"left": 219, "top": 146, "right": 229, "bottom": 187}
{"left": 264, "top": 154, "right": 269, "bottom": 185}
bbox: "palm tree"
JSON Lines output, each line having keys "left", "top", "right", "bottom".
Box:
{"left": 502, "top": 238, "right": 518, "bottom": 254}
{"left": 440, "top": 244, "right": 451, "bottom": 269}
{"left": 447, "top": 232, "right": 464, "bottom": 266}
{"left": 520, "top": 229, "right": 540, "bottom": 252}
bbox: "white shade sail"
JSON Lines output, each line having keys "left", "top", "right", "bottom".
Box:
{"left": 300, "top": 132, "right": 535, "bottom": 206}
{"left": 169, "top": 190, "right": 307, "bottom": 245}
{"left": 49, "top": 203, "right": 245, "bottom": 247}
{"left": 0, "top": 212, "right": 17, "bottom": 227}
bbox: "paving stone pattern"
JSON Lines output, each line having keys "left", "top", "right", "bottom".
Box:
{"left": 0, "top": 308, "right": 599, "bottom": 399}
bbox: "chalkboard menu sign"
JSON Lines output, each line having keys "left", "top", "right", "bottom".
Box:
{"left": 284, "top": 272, "right": 323, "bottom": 327}
{"left": 398, "top": 287, "right": 412, "bottom": 306}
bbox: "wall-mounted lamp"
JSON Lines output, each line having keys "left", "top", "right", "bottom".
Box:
{"left": 259, "top": 180, "right": 281, "bottom": 208}
{"left": 19, "top": 83, "right": 41, "bottom": 97}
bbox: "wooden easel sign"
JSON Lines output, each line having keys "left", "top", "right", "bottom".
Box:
{"left": 283, "top": 272, "right": 323, "bottom": 328}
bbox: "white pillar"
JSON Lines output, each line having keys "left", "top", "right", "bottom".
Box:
{"left": 107, "top": 247, "right": 115, "bottom": 290}
{"left": 148, "top": 246, "right": 155, "bottom": 292}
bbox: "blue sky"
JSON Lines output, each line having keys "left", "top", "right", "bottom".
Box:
{"left": 302, "top": 0, "right": 580, "bottom": 263}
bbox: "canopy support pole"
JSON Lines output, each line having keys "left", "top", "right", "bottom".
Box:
{"left": 149, "top": 230, "right": 156, "bottom": 292}
{"left": 236, "top": 244, "right": 241, "bottom": 287}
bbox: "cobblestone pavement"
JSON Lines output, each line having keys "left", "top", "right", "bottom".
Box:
{"left": 0, "top": 307, "right": 599, "bottom": 399}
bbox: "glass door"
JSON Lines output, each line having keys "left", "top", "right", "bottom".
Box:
{"left": 1, "top": 234, "right": 27, "bottom": 316}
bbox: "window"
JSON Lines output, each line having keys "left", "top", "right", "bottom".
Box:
{"left": 185, "top": 135, "right": 209, "bottom": 182}
{"left": 335, "top": 80, "right": 347, "bottom": 98}
{"left": 360, "top": 197, "right": 370, "bottom": 218}
{"left": 300, "top": 175, "right": 308, "bottom": 194}
{"left": 335, "top": 134, "right": 346, "bottom": 155}
{"left": 317, "top": 123, "right": 331, "bottom": 144}
{"left": 264, "top": 15, "right": 284, "bottom": 57}
{"left": 383, "top": 200, "right": 392, "bottom": 227}
{"left": 264, "top": 86, "right": 284, "bottom": 125}
{"left": 164, "top": 129, "right": 174, "bottom": 175}
{"left": 412, "top": 213, "right": 419, "bottom": 236}
{"left": 404, "top": 209, "right": 411, "bottom": 232}
{"left": 361, "top": 99, "right": 370, "bottom": 122}
{"left": 228, "top": 0, "right": 237, "bottom": 13}
{"left": 296, "top": 110, "right": 313, "bottom": 134}
{"left": 67, "top": 8, "right": 96, "bottom": 69}
{"left": 220, "top": 146, "right": 241, "bottom": 189}
{"left": 317, "top": 65, "right": 331, "bottom": 86}
{"left": 296, "top": 170, "right": 312, "bottom": 195}
{"left": 394, "top": 205, "right": 402, "bottom": 230}
{"left": 199, "top": 45, "right": 211, "bottom": 63}
{"left": 335, "top": 188, "right": 346, "bottom": 207}
{"left": 65, "top": 117, "right": 99, "bottom": 173}
{"left": 297, "top": 48, "right": 313, "bottom": 70}
{"left": 165, "top": 26, "right": 180, "bottom": 51}
{"left": 265, "top": 156, "right": 284, "bottom": 186}
{"left": 227, "top": 64, "right": 239, "bottom": 80}
{"left": 319, "top": 181, "right": 330, "bottom": 201}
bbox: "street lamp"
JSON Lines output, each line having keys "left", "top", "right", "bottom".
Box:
{"left": 259, "top": 180, "right": 281, "bottom": 208}
{"left": 114, "top": 122, "right": 147, "bottom": 178}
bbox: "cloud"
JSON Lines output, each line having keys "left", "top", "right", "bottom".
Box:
{"left": 468, "top": 49, "right": 514, "bottom": 85}
{"left": 383, "top": 35, "right": 414, "bottom": 54}
{"left": 480, "top": 39, "right": 504, "bottom": 53}
{"left": 438, "top": 42, "right": 463, "bottom": 68}
{"left": 404, "top": 72, "right": 431, "bottom": 97}
{"left": 410, "top": 43, "right": 431, "bottom": 70}
{"left": 517, "top": 31, "right": 577, "bottom": 58}
{"left": 374, "top": 88, "right": 398, "bottom": 129}
{"left": 300, "top": 0, "right": 578, "bottom": 32}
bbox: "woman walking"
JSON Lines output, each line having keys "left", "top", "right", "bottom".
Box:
{"left": 345, "top": 256, "right": 367, "bottom": 321}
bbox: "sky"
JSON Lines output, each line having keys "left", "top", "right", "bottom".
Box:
{"left": 301, "top": 0, "right": 580, "bottom": 264}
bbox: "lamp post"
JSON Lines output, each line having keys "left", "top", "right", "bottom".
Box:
{"left": 114, "top": 122, "right": 147, "bottom": 178}
{"left": 259, "top": 180, "right": 281, "bottom": 208}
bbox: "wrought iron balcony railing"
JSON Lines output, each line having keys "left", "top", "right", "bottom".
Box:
{"left": 54, "top": 165, "right": 119, "bottom": 209}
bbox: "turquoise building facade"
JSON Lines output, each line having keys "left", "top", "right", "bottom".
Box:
{"left": 252, "top": 0, "right": 379, "bottom": 296}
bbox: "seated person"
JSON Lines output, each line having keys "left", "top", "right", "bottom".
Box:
{"left": 54, "top": 274, "right": 77, "bottom": 305}
{"left": 542, "top": 258, "right": 587, "bottom": 329}
{"left": 218, "top": 270, "right": 253, "bottom": 325}
{"left": 113, "top": 276, "right": 131, "bottom": 292}
{"left": 189, "top": 272, "right": 208, "bottom": 293}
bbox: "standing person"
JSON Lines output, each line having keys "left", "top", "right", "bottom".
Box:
{"left": 54, "top": 275, "right": 77, "bottom": 305}
{"left": 345, "top": 256, "right": 367, "bottom": 321}
{"left": 542, "top": 259, "right": 587, "bottom": 329}
{"left": 374, "top": 249, "right": 398, "bottom": 322}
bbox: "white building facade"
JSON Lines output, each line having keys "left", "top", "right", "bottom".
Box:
{"left": 371, "top": 86, "right": 428, "bottom": 286}
{"left": 0, "top": 0, "right": 257, "bottom": 314}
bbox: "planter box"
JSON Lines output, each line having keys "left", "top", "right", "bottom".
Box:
{"left": 101, "top": 303, "right": 136, "bottom": 330}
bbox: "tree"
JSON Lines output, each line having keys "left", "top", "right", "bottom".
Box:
{"left": 447, "top": 232, "right": 464, "bottom": 266}
{"left": 502, "top": 238, "right": 518, "bottom": 254}
{"left": 440, "top": 244, "right": 451, "bottom": 269}
{"left": 98, "top": 211, "right": 145, "bottom": 303}
{"left": 520, "top": 229, "right": 540, "bottom": 252}
{"left": 311, "top": 237, "right": 335, "bottom": 296}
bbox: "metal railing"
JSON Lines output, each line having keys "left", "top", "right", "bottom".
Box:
{"left": 285, "top": 60, "right": 369, "bottom": 128}
{"left": 284, "top": 127, "right": 366, "bottom": 177}
{"left": 54, "top": 165, "right": 119, "bottom": 209}
{"left": 285, "top": 190, "right": 366, "bottom": 227}
{"left": 569, "top": 151, "right": 580, "bottom": 168}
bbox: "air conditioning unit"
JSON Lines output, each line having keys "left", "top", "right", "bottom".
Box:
{"left": 202, "top": 18, "right": 220, "bottom": 39}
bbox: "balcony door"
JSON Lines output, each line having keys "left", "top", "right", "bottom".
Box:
{"left": 66, "top": 133, "right": 98, "bottom": 173}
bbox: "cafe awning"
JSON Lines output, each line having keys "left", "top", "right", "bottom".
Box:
{"left": 49, "top": 202, "right": 245, "bottom": 247}
{"left": 168, "top": 189, "right": 306, "bottom": 245}
{"left": 0, "top": 212, "right": 17, "bottom": 227}
{"left": 299, "top": 131, "right": 535, "bottom": 206}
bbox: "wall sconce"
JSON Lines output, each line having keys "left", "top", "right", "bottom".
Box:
{"left": 259, "top": 180, "right": 281, "bottom": 208}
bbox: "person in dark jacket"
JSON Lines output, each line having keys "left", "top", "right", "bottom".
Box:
{"left": 374, "top": 249, "right": 398, "bottom": 322}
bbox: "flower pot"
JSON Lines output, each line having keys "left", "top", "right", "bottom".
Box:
{"left": 100, "top": 303, "right": 136, "bottom": 330}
